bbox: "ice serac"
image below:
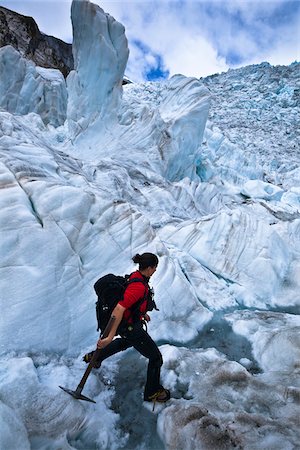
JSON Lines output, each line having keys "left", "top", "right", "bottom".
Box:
{"left": 75, "top": 76, "right": 211, "bottom": 182}
{"left": 0, "top": 45, "right": 67, "bottom": 127}
{"left": 66, "top": 0, "right": 210, "bottom": 182}
{"left": 159, "top": 75, "right": 210, "bottom": 180}
{"left": 67, "top": 0, "right": 129, "bottom": 139}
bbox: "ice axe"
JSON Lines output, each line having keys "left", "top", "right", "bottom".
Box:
{"left": 59, "top": 316, "right": 116, "bottom": 404}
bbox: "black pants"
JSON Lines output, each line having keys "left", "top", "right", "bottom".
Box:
{"left": 96, "top": 323, "right": 163, "bottom": 398}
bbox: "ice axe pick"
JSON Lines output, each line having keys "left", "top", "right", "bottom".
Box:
{"left": 59, "top": 316, "right": 116, "bottom": 403}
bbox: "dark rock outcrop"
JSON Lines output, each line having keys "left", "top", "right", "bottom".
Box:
{"left": 0, "top": 6, "right": 73, "bottom": 77}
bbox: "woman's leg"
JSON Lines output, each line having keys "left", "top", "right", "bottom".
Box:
{"left": 96, "top": 337, "right": 132, "bottom": 365}
{"left": 124, "top": 324, "right": 163, "bottom": 398}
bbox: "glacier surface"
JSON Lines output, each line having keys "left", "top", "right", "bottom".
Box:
{"left": 0, "top": 0, "right": 299, "bottom": 449}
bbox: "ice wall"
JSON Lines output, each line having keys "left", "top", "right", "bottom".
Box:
{"left": 159, "top": 208, "right": 290, "bottom": 308}
{"left": 0, "top": 0, "right": 211, "bottom": 356}
{"left": 67, "top": 0, "right": 129, "bottom": 139}
{"left": 0, "top": 45, "right": 67, "bottom": 127}
{"left": 66, "top": 2, "right": 210, "bottom": 182}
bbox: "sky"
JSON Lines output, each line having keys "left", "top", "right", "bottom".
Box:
{"left": 0, "top": 0, "right": 299, "bottom": 81}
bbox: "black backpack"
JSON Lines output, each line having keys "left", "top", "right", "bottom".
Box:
{"left": 94, "top": 273, "right": 150, "bottom": 334}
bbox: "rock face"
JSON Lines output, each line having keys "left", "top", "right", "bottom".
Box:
{"left": 0, "top": 6, "right": 73, "bottom": 77}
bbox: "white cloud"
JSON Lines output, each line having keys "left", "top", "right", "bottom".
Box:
{"left": 124, "top": 41, "right": 150, "bottom": 82}
{"left": 155, "top": 33, "right": 228, "bottom": 78}
{"left": 1, "top": 0, "right": 299, "bottom": 80}
{"left": 98, "top": 0, "right": 299, "bottom": 79}
{"left": 98, "top": 1, "right": 229, "bottom": 78}
{"left": 144, "top": 53, "right": 157, "bottom": 67}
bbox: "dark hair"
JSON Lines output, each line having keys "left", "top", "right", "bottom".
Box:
{"left": 132, "top": 252, "right": 159, "bottom": 270}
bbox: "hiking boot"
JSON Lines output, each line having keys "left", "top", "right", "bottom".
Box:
{"left": 144, "top": 387, "right": 170, "bottom": 411}
{"left": 144, "top": 387, "right": 171, "bottom": 403}
{"left": 82, "top": 351, "right": 101, "bottom": 369}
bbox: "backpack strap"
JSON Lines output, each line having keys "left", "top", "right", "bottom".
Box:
{"left": 127, "top": 277, "right": 147, "bottom": 291}
{"left": 124, "top": 277, "right": 148, "bottom": 321}
{"left": 128, "top": 278, "right": 159, "bottom": 312}
{"left": 126, "top": 277, "right": 148, "bottom": 302}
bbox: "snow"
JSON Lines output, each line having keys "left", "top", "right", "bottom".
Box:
{"left": 0, "top": 354, "right": 127, "bottom": 449}
{"left": 157, "top": 344, "right": 300, "bottom": 449}
{"left": 0, "top": 0, "right": 299, "bottom": 448}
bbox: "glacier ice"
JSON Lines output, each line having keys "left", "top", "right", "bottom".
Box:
{"left": 0, "top": 45, "right": 67, "bottom": 127}
{"left": 0, "top": 0, "right": 299, "bottom": 449}
{"left": 202, "top": 61, "right": 300, "bottom": 186}
{"left": 158, "top": 207, "right": 290, "bottom": 308}
{"left": 225, "top": 310, "right": 300, "bottom": 372}
{"left": 0, "top": 401, "right": 30, "bottom": 450}
{"left": 67, "top": 0, "right": 128, "bottom": 140}
{"left": 240, "top": 179, "right": 284, "bottom": 201}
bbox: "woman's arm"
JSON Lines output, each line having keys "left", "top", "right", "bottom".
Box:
{"left": 97, "top": 303, "right": 126, "bottom": 349}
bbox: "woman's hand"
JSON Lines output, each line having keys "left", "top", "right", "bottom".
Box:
{"left": 96, "top": 305, "right": 126, "bottom": 350}
{"left": 97, "top": 336, "right": 112, "bottom": 349}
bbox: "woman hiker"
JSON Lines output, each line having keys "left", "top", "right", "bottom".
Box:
{"left": 83, "top": 252, "right": 170, "bottom": 404}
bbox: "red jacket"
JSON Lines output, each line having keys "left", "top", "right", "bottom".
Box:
{"left": 118, "top": 271, "right": 149, "bottom": 324}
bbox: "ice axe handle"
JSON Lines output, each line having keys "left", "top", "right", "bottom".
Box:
{"left": 77, "top": 315, "right": 116, "bottom": 392}
{"left": 100, "top": 315, "right": 116, "bottom": 339}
